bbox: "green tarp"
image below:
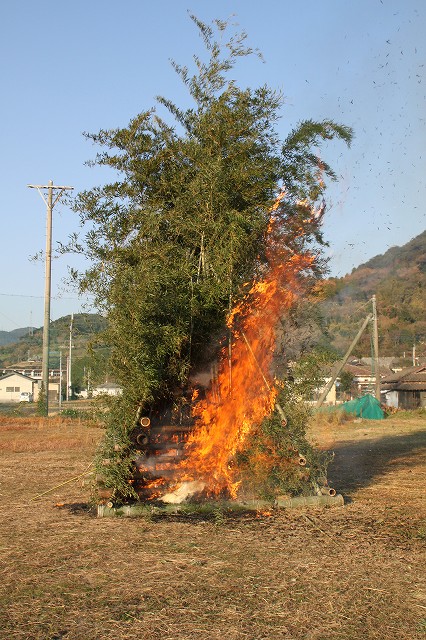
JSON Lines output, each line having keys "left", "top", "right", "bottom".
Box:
{"left": 341, "top": 394, "right": 384, "bottom": 420}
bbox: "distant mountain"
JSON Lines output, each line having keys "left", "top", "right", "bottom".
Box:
{"left": 321, "top": 230, "right": 426, "bottom": 359}
{"left": 0, "top": 313, "right": 109, "bottom": 382}
{"left": 0, "top": 327, "right": 34, "bottom": 347}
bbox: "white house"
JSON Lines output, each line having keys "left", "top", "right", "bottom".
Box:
{"left": 310, "top": 377, "right": 338, "bottom": 406}
{"left": 0, "top": 371, "right": 61, "bottom": 403}
{"left": 92, "top": 382, "right": 123, "bottom": 397}
{"left": 0, "top": 372, "right": 37, "bottom": 403}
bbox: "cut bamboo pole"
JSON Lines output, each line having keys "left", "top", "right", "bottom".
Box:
{"left": 97, "top": 494, "right": 344, "bottom": 517}
{"left": 319, "top": 486, "right": 337, "bottom": 497}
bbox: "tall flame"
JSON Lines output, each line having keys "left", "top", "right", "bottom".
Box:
{"left": 160, "top": 194, "right": 318, "bottom": 501}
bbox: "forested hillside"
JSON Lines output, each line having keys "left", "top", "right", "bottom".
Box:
{"left": 320, "top": 230, "right": 426, "bottom": 359}
{"left": 0, "top": 313, "right": 109, "bottom": 389}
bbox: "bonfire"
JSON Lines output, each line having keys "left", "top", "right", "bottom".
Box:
{"left": 96, "top": 194, "right": 336, "bottom": 509}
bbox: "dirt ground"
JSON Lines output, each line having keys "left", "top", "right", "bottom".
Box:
{"left": 0, "top": 412, "right": 425, "bottom": 640}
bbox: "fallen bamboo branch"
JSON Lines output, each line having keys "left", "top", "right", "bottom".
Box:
{"left": 302, "top": 514, "right": 334, "bottom": 539}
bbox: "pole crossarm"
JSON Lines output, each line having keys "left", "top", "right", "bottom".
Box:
{"left": 28, "top": 185, "right": 74, "bottom": 189}
{"left": 28, "top": 184, "right": 73, "bottom": 207}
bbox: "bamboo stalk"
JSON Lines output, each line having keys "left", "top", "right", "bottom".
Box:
{"left": 97, "top": 494, "right": 344, "bottom": 517}
{"left": 319, "top": 486, "right": 337, "bottom": 497}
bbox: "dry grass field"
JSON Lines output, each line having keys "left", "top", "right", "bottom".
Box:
{"left": 0, "top": 411, "right": 425, "bottom": 639}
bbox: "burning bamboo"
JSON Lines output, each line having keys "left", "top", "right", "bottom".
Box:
{"left": 95, "top": 192, "right": 338, "bottom": 507}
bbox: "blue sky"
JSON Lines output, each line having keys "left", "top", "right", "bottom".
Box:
{"left": 0, "top": 0, "right": 425, "bottom": 332}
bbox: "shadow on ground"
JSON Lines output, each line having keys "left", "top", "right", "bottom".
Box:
{"left": 327, "top": 428, "right": 426, "bottom": 497}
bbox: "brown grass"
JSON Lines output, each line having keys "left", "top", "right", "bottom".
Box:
{"left": 0, "top": 416, "right": 100, "bottom": 453}
{"left": 0, "top": 413, "right": 425, "bottom": 639}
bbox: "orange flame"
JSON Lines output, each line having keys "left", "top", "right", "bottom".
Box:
{"left": 174, "top": 251, "right": 313, "bottom": 499}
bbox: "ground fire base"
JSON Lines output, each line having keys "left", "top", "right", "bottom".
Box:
{"left": 97, "top": 493, "right": 344, "bottom": 517}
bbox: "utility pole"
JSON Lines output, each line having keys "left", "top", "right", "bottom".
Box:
{"left": 316, "top": 313, "right": 373, "bottom": 408}
{"left": 28, "top": 180, "right": 73, "bottom": 415}
{"left": 68, "top": 313, "right": 74, "bottom": 401}
{"left": 371, "top": 295, "right": 381, "bottom": 401}
{"left": 66, "top": 356, "right": 70, "bottom": 402}
{"left": 59, "top": 350, "right": 63, "bottom": 411}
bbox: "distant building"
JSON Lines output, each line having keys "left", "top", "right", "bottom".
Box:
{"left": 342, "top": 358, "right": 392, "bottom": 398}
{"left": 92, "top": 382, "right": 123, "bottom": 397}
{"left": 1, "top": 361, "right": 62, "bottom": 380}
{"left": 0, "top": 371, "right": 60, "bottom": 403}
{"left": 381, "top": 366, "right": 426, "bottom": 409}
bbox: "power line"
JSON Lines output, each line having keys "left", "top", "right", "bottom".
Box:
{"left": 0, "top": 309, "right": 23, "bottom": 328}
{"left": 0, "top": 292, "right": 92, "bottom": 300}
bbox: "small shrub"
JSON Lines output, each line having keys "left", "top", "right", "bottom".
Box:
{"left": 313, "top": 406, "right": 351, "bottom": 427}
{"left": 60, "top": 408, "right": 83, "bottom": 419}
{"left": 37, "top": 384, "right": 47, "bottom": 417}
{"left": 236, "top": 356, "right": 334, "bottom": 500}
{"left": 395, "top": 407, "right": 426, "bottom": 420}
{"left": 92, "top": 395, "right": 139, "bottom": 504}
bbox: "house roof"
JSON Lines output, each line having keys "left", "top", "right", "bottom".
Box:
{"left": 344, "top": 363, "right": 374, "bottom": 377}
{"left": 0, "top": 372, "right": 34, "bottom": 382}
{"left": 381, "top": 366, "right": 426, "bottom": 391}
{"left": 343, "top": 361, "right": 390, "bottom": 378}
{"left": 396, "top": 381, "right": 426, "bottom": 391}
